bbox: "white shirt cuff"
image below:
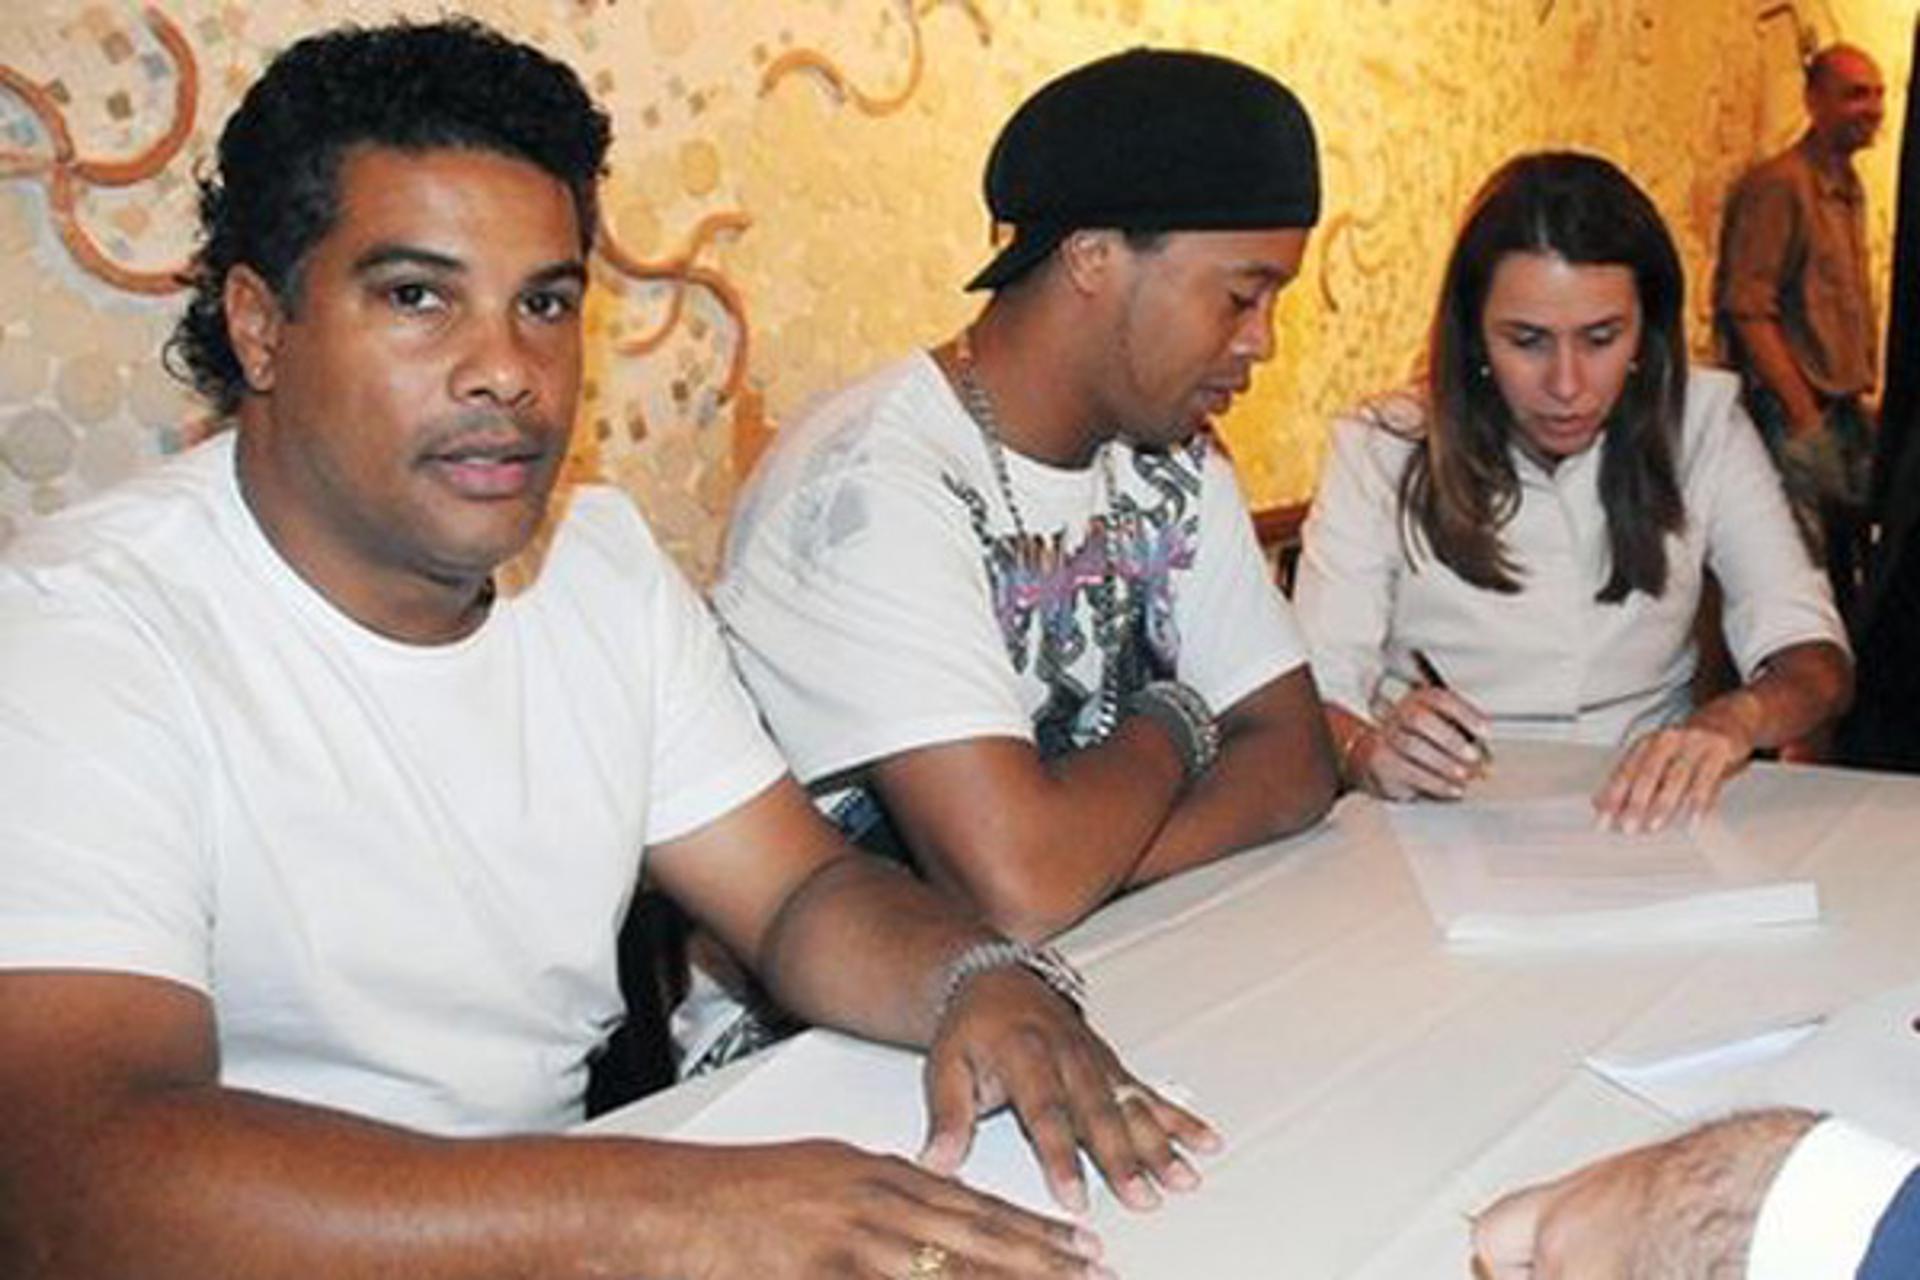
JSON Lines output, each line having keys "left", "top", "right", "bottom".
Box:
{"left": 1748, "top": 1118, "right": 1920, "bottom": 1280}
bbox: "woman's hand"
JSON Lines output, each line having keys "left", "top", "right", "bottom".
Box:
{"left": 1347, "top": 687, "right": 1492, "bottom": 801}
{"left": 1592, "top": 692, "right": 1761, "bottom": 833}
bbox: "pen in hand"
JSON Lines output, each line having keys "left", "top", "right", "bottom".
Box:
{"left": 1411, "top": 648, "right": 1493, "bottom": 767}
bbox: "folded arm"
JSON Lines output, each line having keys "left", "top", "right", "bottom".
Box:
{"left": 868, "top": 666, "right": 1336, "bottom": 942}
{"left": 1129, "top": 666, "right": 1336, "bottom": 883}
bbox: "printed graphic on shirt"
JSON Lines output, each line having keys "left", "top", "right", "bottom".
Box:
{"left": 943, "top": 439, "right": 1207, "bottom": 758}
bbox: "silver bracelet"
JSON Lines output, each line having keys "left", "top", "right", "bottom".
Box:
{"left": 1125, "top": 679, "right": 1221, "bottom": 781}
{"left": 936, "top": 939, "right": 1087, "bottom": 1025}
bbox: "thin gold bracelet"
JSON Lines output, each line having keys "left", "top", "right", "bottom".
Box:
{"left": 1336, "top": 722, "right": 1375, "bottom": 788}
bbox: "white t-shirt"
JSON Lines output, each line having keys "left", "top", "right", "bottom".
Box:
{"left": 1293, "top": 367, "right": 1846, "bottom": 746}
{"left": 0, "top": 432, "right": 787, "bottom": 1135}
{"left": 714, "top": 352, "right": 1306, "bottom": 791}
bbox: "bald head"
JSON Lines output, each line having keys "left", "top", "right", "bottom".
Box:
{"left": 1806, "top": 43, "right": 1878, "bottom": 90}
{"left": 1805, "top": 43, "right": 1885, "bottom": 156}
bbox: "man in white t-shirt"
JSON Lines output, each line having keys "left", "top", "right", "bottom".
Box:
{"left": 0, "top": 21, "right": 1213, "bottom": 1279}
{"left": 1472, "top": 1109, "right": 1920, "bottom": 1278}
{"left": 717, "top": 50, "right": 1339, "bottom": 948}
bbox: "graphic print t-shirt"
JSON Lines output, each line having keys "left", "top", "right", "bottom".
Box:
{"left": 714, "top": 352, "right": 1306, "bottom": 843}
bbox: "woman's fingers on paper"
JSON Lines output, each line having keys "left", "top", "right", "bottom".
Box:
{"left": 1604, "top": 729, "right": 1740, "bottom": 833}
{"left": 1595, "top": 733, "right": 1677, "bottom": 831}
{"left": 1380, "top": 720, "right": 1470, "bottom": 798}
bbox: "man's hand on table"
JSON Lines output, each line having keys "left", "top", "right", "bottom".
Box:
{"left": 1470, "top": 1109, "right": 1818, "bottom": 1279}
{"left": 669, "top": 1136, "right": 1114, "bottom": 1280}
{"left": 919, "top": 968, "right": 1222, "bottom": 1216}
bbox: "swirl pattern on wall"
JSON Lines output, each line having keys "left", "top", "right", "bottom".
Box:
{"left": 0, "top": 5, "right": 194, "bottom": 295}
{"left": 0, "top": 0, "right": 1907, "bottom": 578}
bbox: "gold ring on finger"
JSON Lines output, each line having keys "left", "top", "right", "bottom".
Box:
{"left": 906, "top": 1241, "right": 951, "bottom": 1279}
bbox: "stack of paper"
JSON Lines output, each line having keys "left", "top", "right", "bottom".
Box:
{"left": 1387, "top": 795, "right": 1820, "bottom": 944}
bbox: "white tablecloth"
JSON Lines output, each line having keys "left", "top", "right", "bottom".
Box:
{"left": 589, "top": 744, "right": 1920, "bottom": 1278}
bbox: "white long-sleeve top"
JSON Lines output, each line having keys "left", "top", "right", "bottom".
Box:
{"left": 1293, "top": 367, "right": 1845, "bottom": 745}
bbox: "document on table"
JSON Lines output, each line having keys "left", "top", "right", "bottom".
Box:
{"left": 1587, "top": 1016, "right": 1826, "bottom": 1119}
{"left": 1590, "top": 978, "right": 1920, "bottom": 1150}
{"left": 617, "top": 1029, "right": 1082, "bottom": 1220}
{"left": 1756, "top": 980, "right": 1920, "bottom": 1149}
{"left": 1387, "top": 795, "right": 1819, "bottom": 944}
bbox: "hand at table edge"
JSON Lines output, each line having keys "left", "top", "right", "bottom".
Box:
{"left": 1470, "top": 1107, "right": 1820, "bottom": 1279}
{"left": 916, "top": 968, "right": 1223, "bottom": 1216}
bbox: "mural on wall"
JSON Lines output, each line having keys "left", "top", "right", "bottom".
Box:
{"left": 1, "top": 0, "right": 1910, "bottom": 581}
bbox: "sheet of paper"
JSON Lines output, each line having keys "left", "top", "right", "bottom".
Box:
{"left": 1588, "top": 1018, "right": 1825, "bottom": 1117}
{"left": 1387, "top": 795, "right": 1818, "bottom": 943}
{"left": 1757, "top": 980, "right": 1920, "bottom": 1150}
{"left": 653, "top": 1030, "right": 1080, "bottom": 1220}
{"left": 1587, "top": 978, "right": 1920, "bottom": 1153}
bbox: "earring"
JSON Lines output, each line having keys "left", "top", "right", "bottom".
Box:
{"left": 1475, "top": 362, "right": 1491, "bottom": 379}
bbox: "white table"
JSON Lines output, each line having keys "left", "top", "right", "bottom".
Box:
{"left": 594, "top": 745, "right": 1920, "bottom": 1278}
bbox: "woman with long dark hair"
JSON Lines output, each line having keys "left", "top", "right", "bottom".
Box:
{"left": 1294, "top": 152, "right": 1852, "bottom": 832}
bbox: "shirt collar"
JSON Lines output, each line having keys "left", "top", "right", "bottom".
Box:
{"left": 1512, "top": 435, "right": 1603, "bottom": 488}
{"left": 1796, "top": 133, "right": 1864, "bottom": 204}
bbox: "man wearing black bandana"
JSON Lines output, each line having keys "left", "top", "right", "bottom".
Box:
{"left": 717, "top": 50, "right": 1339, "bottom": 949}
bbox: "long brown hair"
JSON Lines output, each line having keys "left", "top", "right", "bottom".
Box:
{"left": 1400, "top": 152, "right": 1687, "bottom": 602}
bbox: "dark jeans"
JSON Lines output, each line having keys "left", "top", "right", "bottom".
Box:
{"left": 1744, "top": 385, "right": 1874, "bottom": 622}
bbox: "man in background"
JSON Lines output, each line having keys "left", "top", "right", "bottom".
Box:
{"left": 1715, "top": 42, "right": 1887, "bottom": 619}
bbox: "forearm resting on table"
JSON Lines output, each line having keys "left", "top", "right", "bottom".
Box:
{"left": 644, "top": 775, "right": 999, "bottom": 1048}
{"left": 2, "top": 1051, "right": 735, "bottom": 1278}
{"left": 1130, "top": 668, "right": 1337, "bottom": 885}
{"left": 872, "top": 720, "right": 1187, "bottom": 942}
{"left": 1695, "top": 639, "right": 1853, "bottom": 750}
{"left": 751, "top": 849, "right": 999, "bottom": 1047}
{"left": 870, "top": 671, "right": 1332, "bottom": 942}
{"left": 1473, "top": 1109, "right": 1820, "bottom": 1279}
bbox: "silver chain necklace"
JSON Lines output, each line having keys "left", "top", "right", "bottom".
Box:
{"left": 949, "top": 327, "right": 1129, "bottom": 743}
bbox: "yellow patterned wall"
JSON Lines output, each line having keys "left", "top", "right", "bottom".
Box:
{"left": 2, "top": 1, "right": 1912, "bottom": 582}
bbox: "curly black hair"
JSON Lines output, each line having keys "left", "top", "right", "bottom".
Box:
{"left": 165, "top": 19, "right": 611, "bottom": 415}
